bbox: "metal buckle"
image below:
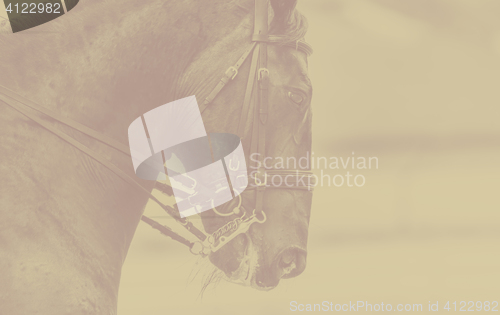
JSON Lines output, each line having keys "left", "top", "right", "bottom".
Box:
{"left": 253, "top": 209, "right": 267, "bottom": 224}
{"left": 258, "top": 68, "right": 269, "bottom": 81}
{"left": 178, "top": 217, "right": 190, "bottom": 227}
{"left": 225, "top": 66, "right": 239, "bottom": 80}
{"left": 254, "top": 168, "right": 267, "bottom": 186}
{"left": 189, "top": 241, "right": 210, "bottom": 257}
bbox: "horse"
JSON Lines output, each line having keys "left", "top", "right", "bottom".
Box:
{"left": 0, "top": 0, "right": 313, "bottom": 313}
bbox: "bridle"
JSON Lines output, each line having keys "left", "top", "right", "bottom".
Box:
{"left": 0, "top": 0, "right": 314, "bottom": 257}
{"left": 195, "top": 0, "right": 315, "bottom": 252}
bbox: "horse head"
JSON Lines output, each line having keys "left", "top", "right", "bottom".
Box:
{"left": 176, "top": 0, "right": 314, "bottom": 290}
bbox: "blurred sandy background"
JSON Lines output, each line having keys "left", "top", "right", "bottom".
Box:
{"left": 118, "top": 1, "right": 500, "bottom": 314}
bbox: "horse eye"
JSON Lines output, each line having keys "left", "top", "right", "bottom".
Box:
{"left": 288, "top": 91, "right": 304, "bottom": 105}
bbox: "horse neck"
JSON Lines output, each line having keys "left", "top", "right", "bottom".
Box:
{"left": 0, "top": 1, "right": 224, "bottom": 313}
{"left": 0, "top": 1, "right": 251, "bottom": 313}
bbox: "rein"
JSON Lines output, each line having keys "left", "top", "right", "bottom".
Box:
{"left": 0, "top": 84, "right": 208, "bottom": 252}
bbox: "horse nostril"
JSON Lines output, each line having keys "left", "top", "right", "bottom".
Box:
{"left": 277, "top": 247, "right": 307, "bottom": 279}
{"left": 280, "top": 251, "right": 295, "bottom": 268}
{"left": 254, "top": 248, "right": 307, "bottom": 289}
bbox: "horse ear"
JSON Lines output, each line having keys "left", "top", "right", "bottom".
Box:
{"left": 270, "top": 0, "right": 298, "bottom": 28}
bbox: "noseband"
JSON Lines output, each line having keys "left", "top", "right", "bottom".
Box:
{"left": 0, "top": 0, "right": 314, "bottom": 257}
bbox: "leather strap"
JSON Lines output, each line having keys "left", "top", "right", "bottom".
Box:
{"left": 258, "top": 45, "right": 269, "bottom": 125}
{"left": 0, "top": 84, "right": 130, "bottom": 155}
{"left": 253, "top": 0, "right": 269, "bottom": 42}
{"left": 266, "top": 36, "right": 314, "bottom": 56}
{"left": 252, "top": 0, "right": 269, "bottom": 216}
{"left": 0, "top": 87, "right": 208, "bottom": 242}
{"left": 141, "top": 215, "right": 195, "bottom": 248}
{"left": 237, "top": 44, "right": 260, "bottom": 137}
{"left": 202, "top": 42, "right": 257, "bottom": 111}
